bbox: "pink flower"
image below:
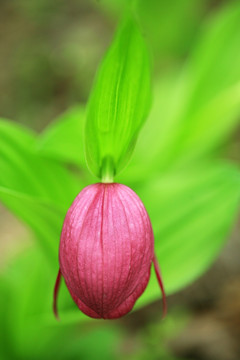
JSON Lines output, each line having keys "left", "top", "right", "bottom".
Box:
{"left": 54, "top": 183, "right": 166, "bottom": 319}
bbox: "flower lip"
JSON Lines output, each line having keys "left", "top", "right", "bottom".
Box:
{"left": 54, "top": 183, "right": 167, "bottom": 319}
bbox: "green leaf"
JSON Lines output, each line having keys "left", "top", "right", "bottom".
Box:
{"left": 134, "top": 162, "right": 240, "bottom": 307}
{"left": 167, "top": 1, "right": 240, "bottom": 164}
{"left": 0, "top": 187, "right": 64, "bottom": 262}
{"left": 38, "top": 106, "right": 86, "bottom": 167}
{"left": 0, "top": 249, "right": 121, "bottom": 359}
{"left": 84, "top": 16, "right": 151, "bottom": 179}
{"left": 0, "top": 119, "right": 82, "bottom": 261}
{"left": 137, "top": 0, "right": 209, "bottom": 58}
{"left": 0, "top": 120, "right": 79, "bottom": 203}
{"left": 124, "top": 2, "right": 240, "bottom": 178}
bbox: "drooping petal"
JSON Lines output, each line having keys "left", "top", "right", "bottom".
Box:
{"left": 153, "top": 254, "right": 167, "bottom": 318}
{"left": 53, "top": 268, "right": 62, "bottom": 320}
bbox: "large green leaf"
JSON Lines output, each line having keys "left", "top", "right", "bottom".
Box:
{"left": 38, "top": 106, "right": 86, "bottom": 167}
{"left": 85, "top": 16, "right": 151, "bottom": 180}
{"left": 134, "top": 162, "right": 240, "bottom": 307}
{"left": 137, "top": 0, "right": 209, "bottom": 58}
{"left": 124, "top": 1, "right": 240, "bottom": 178}
{"left": 0, "top": 187, "right": 64, "bottom": 262}
{"left": 0, "top": 119, "right": 82, "bottom": 261}
{"left": 0, "top": 249, "right": 120, "bottom": 360}
{"left": 0, "top": 120, "right": 79, "bottom": 203}
{"left": 165, "top": 1, "right": 240, "bottom": 164}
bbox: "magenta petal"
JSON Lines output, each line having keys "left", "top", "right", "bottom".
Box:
{"left": 57, "top": 183, "right": 166, "bottom": 319}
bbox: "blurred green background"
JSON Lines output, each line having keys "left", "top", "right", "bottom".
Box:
{"left": 0, "top": 0, "right": 240, "bottom": 359}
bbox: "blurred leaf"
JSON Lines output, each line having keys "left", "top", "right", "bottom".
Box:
{"left": 167, "top": 1, "right": 240, "bottom": 163}
{"left": 131, "top": 310, "right": 189, "bottom": 360}
{"left": 116, "top": 68, "right": 182, "bottom": 183}
{"left": 134, "top": 162, "right": 240, "bottom": 307}
{"left": 0, "top": 187, "right": 63, "bottom": 262}
{"left": 85, "top": 16, "right": 151, "bottom": 179}
{"left": 137, "top": 0, "right": 209, "bottom": 59}
{"left": 0, "top": 119, "right": 82, "bottom": 261}
{"left": 38, "top": 106, "right": 86, "bottom": 167}
{"left": 125, "top": 1, "right": 240, "bottom": 178}
{"left": 0, "top": 120, "right": 79, "bottom": 202}
{"left": 0, "top": 249, "right": 121, "bottom": 360}
{"left": 90, "top": 0, "right": 133, "bottom": 19}
{"left": 0, "top": 250, "right": 57, "bottom": 359}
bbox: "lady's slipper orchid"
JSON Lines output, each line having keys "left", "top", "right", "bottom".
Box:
{"left": 54, "top": 183, "right": 166, "bottom": 319}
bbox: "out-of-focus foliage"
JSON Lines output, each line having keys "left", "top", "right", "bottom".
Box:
{"left": 0, "top": 120, "right": 81, "bottom": 263}
{"left": 138, "top": 162, "right": 240, "bottom": 304}
{"left": 122, "top": 311, "right": 189, "bottom": 360}
{"left": 96, "top": 0, "right": 210, "bottom": 59}
{"left": 0, "top": 249, "right": 121, "bottom": 360}
{"left": 0, "top": 1, "right": 240, "bottom": 359}
{"left": 123, "top": 2, "right": 240, "bottom": 180}
{"left": 38, "top": 106, "right": 86, "bottom": 168}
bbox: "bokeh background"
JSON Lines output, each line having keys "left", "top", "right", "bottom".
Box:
{"left": 0, "top": 0, "right": 240, "bottom": 359}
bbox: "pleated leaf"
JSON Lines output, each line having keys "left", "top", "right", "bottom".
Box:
{"left": 85, "top": 16, "right": 151, "bottom": 179}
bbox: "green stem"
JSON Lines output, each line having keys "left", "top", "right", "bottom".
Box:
{"left": 101, "top": 156, "right": 114, "bottom": 183}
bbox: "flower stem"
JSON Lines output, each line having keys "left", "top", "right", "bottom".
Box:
{"left": 101, "top": 156, "right": 114, "bottom": 183}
